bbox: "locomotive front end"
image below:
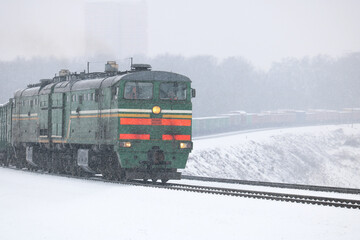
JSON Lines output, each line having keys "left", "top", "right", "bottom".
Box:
{"left": 115, "top": 71, "right": 194, "bottom": 182}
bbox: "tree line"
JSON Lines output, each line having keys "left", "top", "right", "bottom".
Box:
{"left": 0, "top": 53, "right": 359, "bottom": 117}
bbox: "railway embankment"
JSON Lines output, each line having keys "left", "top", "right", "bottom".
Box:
{"left": 185, "top": 124, "right": 360, "bottom": 188}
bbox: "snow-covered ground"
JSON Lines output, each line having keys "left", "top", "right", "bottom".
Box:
{"left": 1, "top": 167, "right": 360, "bottom": 240}
{"left": 185, "top": 124, "right": 360, "bottom": 188}
{"left": 1, "top": 124, "right": 360, "bottom": 240}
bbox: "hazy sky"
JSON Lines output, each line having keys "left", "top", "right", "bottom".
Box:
{"left": 0, "top": 0, "right": 359, "bottom": 69}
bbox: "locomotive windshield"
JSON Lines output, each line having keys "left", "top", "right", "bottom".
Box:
{"left": 160, "top": 82, "right": 187, "bottom": 100}
{"left": 124, "top": 82, "right": 153, "bottom": 100}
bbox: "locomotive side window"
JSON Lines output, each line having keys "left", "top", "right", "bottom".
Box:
{"left": 95, "top": 89, "right": 100, "bottom": 102}
{"left": 124, "top": 82, "right": 153, "bottom": 100}
{"left": 112, "top": 86, "right": 119, "bottom": 100}
{"left": 40, "top": 100, "right": 47, "bottom": 107}
{"left": 160, "top": 82, "right": 187, "bottom": 100}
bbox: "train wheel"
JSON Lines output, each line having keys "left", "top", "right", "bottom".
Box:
{"left": 102, "top": 154, "right": 123, "bottom": 181}
{"left": 70, "top": 150, "right": 80, "bottom": 176}
{"left": 69, "top": 162, "right": 78, "bottom": 176}
{"left": 161, "top": 179, "right": 169, "bottom": 184}
{"left": 103, "top": 161, "right": 116, "bottom": 180}
{"left": 151, "top": 178, "right": 158, "bottom": 183}
{"left": 4, "top": 152, "right": 9, "bottom": 167}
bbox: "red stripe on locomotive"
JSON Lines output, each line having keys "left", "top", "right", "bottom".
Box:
{"left": 162, "top": 135, "right": 191, "bottom": 141}
{"left": 119, "top": 134, "right": 150, "bottom": 140}
{"left": 120, "top": 118, "right": 191, "bottom": 126}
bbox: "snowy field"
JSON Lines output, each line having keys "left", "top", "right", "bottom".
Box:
{"left": 1, "top": 167, "right": 360, "bottom": 240}
{"left": 1, "top": 124, "right": 360, "bottom": 239}
{"left": 185, "top": 124, "right": 360, "bottom": 188}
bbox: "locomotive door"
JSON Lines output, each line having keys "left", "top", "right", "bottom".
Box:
{"left": 96, "top": 88, "right": 105, "bottom": 141}
{"left": 39, "top": 94, "right": 50, "bottom": 140}
{"left": 96, "top": 77, "right": 115, "bottom": 142}
{"left": 51, "top": 93, "right": 64, "bottom": 139}
{"left": 13, "top": 98, "right": 21, "bottom": 143}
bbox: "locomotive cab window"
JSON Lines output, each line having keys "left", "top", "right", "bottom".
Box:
{"left": 160, "top": 82, "right": 187, "bottom": 100}
{"left": 124, "top": 82, "right": 153, "bottom": 100}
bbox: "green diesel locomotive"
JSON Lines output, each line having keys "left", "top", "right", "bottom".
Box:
{"left": 0, "top": 62, "right": 195, "bottom": 183}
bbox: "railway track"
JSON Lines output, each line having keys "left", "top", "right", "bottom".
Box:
{"left": 2, "top": 166, "right": 360, "bottom": 209}
{"left": 146, "top": 182, "right": 360, "bottom": 209}
{"left": 182, "top": 175, "right": 360, "bottom": 194}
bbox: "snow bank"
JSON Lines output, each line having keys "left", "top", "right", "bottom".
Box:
{"left": 185, "top": 124, "right": 360, "bottom": 188}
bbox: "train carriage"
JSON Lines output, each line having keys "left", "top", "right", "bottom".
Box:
{"left": 4, "top": 62, "right": 195, "bottom": 183}
{"left": 0, "top": 103, "right": 7, "bottom": 162}
{"left": 0, "top": 101, "right": 12, "bottom": 165}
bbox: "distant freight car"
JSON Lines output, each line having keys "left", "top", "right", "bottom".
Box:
{"left": 191, "top": 108, "right": 360, "bottom": 137}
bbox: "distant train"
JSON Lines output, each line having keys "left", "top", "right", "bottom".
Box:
{"left": 0, "top": 61, "right": 196, "bottom": 183}
{"left": 192, "top": 108, "right": 360, "bottom": 136}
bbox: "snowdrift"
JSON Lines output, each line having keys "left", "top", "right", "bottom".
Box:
{"left": 185, "top": 124, "right": 360, "bottom": 188}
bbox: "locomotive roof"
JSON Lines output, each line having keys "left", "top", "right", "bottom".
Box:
{"left": 62, "top": 71, "right": 190, "bottom": 92}
{"left": 14, "top": 89, "right": 25, "bottom": 98}
{"left": 14, "top": 70, "right": 191, "bottom": 97}
{"left": 39, "top": 83, "right": 57, "bottom": 95}
{"left": 119, "top": 71, "right": 191, "bottom": 82}
{"left": 66, "top": 75, "right": 122, "bottom": 92}
{"left": 22, "top": 86, "right": 41, "bottom": 96}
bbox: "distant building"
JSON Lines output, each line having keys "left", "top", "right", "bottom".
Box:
{"left": 85, "top": 1, "right": 147, "bottom": 59}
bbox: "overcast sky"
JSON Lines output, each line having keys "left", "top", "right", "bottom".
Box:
{"left": 0, "top": 0, "right": 359, "bottom": 69}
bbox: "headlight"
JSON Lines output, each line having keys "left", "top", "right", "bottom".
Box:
{"left": 152, "top": 106, "right": 161, "bottom": 114}
{"left": 120, "top": 142, "right": 132, "bottom": 148}
{"left": 180, "top": 142, "right": 192, "bottom": 149}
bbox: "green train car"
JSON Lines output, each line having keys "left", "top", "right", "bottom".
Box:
{"left": 0, "top": 101, "right": 12, "bottom": 165}
{"left": 0, "top": 62, "right": 196, "bottom": 183}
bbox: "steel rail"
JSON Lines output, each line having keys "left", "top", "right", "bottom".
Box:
{"left": 153, "top": 182, "right": 360, "bottom": 209}
{"left": 182, "top": 175, "right": 360, "bottom": 194}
